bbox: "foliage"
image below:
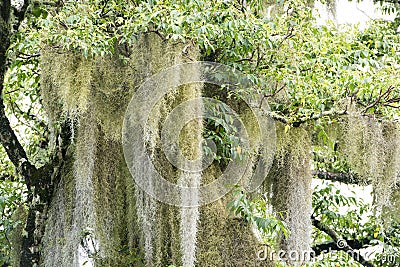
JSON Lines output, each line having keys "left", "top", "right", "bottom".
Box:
{"left": 312, "top": 182, "right": 400, "bottom": 266}
{"left": 1, "top": 0, "right": 400, "bottom": 265}
{"left": 227, "top": 181, "right": 400, "bottom": 266}
{"left": 36, "top": 0, "right": 400, "bottom": 125}
{"left": 0, "top": 181, "right": 25, "bottom": 265}
{"left": 227, "top": 187, "right": 289, "bottom": 248}
{"left": 202, "top": 99, "right": 244, "bottom": 165}
{"left": 4, "top": 1, "right": 49, "bottom": 167}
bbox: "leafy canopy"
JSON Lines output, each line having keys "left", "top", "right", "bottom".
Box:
{"left": 35, "top": 0, "right": 400, "bottom": 125}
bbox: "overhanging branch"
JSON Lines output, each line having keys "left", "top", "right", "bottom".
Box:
{"left": 312, "top": 215, "right": 374, "bottom": 267}
{"left": 262, "top": 109, "right": 349, "bottom": 126}
{"left": 312, "top": 171, "right": 365, "bottom": 185}
{"left": 313, "top": 238, "right": 371, "bottom": 256}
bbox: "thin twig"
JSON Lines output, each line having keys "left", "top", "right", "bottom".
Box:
{"left": 363, "top": 85, "right": 394, "bottom": 114}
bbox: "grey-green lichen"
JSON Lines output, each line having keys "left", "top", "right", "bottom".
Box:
{"left": 41, "top": 33, "right": 209, "bottom": 266}
{"left": 265, "top": 124, "right": 313, "bottom": 266}
{"left": 39, "top": 30, "right": 324, "bottom": 267}
{"left": 196, "top": 165, "right": 266, "bottom": 267}
{"left": 336, "top": 112, "right": 400, "bottom": 213}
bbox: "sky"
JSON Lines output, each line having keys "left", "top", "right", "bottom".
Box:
{"left": 314, "top": 0, "right": 396, "bottom": 29}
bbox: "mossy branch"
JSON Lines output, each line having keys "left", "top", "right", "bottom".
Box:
{"left": 263, "top": 109, "right": 348, "bottom": 126}
{"left": 312, "top": 171, "right": 364, "bottom": 185}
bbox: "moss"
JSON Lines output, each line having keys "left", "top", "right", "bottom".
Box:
{"left": 41, "top": 32, "right": 205, "bottom": 266}
{"left": 336, "top": 113, "right": 400, "bottom": 214}
{"left": 41, "top": 151, "right": 76, "bottom": 266}
{"left": 342, "top": 115, "right": 383, "bottom": 183}
{"left": 196, "top": 165, "right": 267, "bottom": 267}
{"left": 372, "top": 122, "right": 400, "bottom": 212}
{"left": 383, "top": 189, "right": 400, "bottom": 224}
{"left": 91, "top": 131, "right": 131, "bottom": 265}
{"left": 40, "top": 51, "right": 93, "bottom": 120}
{"left": 265, "top": 124, "right": 313, "bottom": 266}
{"left": 40, "top": 31, "right": 282, "bottom": 267}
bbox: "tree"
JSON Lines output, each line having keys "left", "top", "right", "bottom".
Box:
{"left": 0, "top": 0, "right": 399, "bottom": 266}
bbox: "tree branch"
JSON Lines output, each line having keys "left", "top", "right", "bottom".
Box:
{"left": 12, "top": 0, "right": 29, "bottom": 32}
{"left": 17, "top": 52, "right": 40, "bottom": 60}
{"left": 262, "top": 109, "right": 349, "bottom": 126}
{"left": 0, "top": 82, "right": 38, "bottom": 191}
{"left": 312, "top": 215, "right": 374, "bottom": 267}
{"left": 313, "top": 238, "right": 371, "bottom": 256}
{"left": 312, "top": 171, "right": 365, "bottom": 185}
{"left": 363, "top": 85, "right": 394, "bottom": 114}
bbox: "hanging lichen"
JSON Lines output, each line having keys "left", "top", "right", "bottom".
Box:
{"left": 196, "top": 165, "right": 267, "bottom": 267}
{"left": 341, "top": 115, "right": 384, "bottom": 183}
{"left": 39, "top": 30, "right": 286, "bottom": 266}
{"left": 335, "top": 107, "right": 400, "bottom": 214}
{"left": 41, "top": 147, "right": 77, "bottom": 266}
{"left": 264, "top": 124, "right": 313, "bottom": 266}
{"left": 384, "top": 189, "right": 400, "bottom": 224}
{"left": 40, "top": 51, "right": 93, "bottom": 119}
{"left": 9, "top": 205, "right": 27, "bottom": 267}
{"left": 372, "top": 122, "right": 400, "bottom": 212}
{"left": 40, "top": 32, "right": 208, "bottom": 266}
{"left": 326, "top": 0, "right": 337, "bottom": 20}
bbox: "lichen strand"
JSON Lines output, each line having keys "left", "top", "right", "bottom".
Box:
{"left": 239, "top": 100, "right": 275, "bottom": 192}
{"left": 40, "top": 51, "right": 93, "bottom": 121}
{"left": 265, "top": 124, "right": 313, "bottom": 266}
{"left": 41, "top": 110, "right": 99, "bottom": 266}
{"left": 373, "top": 122, "right": 400, "bottom": 212}
{"left": 40, "top": 32, "right": 208, "bottom": 266}
{"left": 41, "top": 150, "right": 76, "bottom": 266}
{"left": 339, "top": 115, "right": 400, "bottom": 213}
{"left": 384, "top": 188, "right": 400, "bottom": 224}
{"left": 177, "top": 84, "right": 203, "bottom": 267}
{"left": 196, "top": 165, "right": 266, "bottom": 267}
{"left": 133, "top": 35, "right": 202, "bottom": 267}
{"left": 341, "top": 115, "right": 383, "bottom": 183}
{"left": 90, "top": 128, "right": 142, "bottom": 266}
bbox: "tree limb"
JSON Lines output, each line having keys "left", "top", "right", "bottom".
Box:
{"left": 312, "top": 171, "right": 365, "bottom": 185}
{"left": 313, "top": 238, "right": 371, "bottom": 256}
{"left": 312, "top": 215, "right": 374, "bottom": 267}
{"left": 363, "top": 85, "right": 394, "bottom": 114}
{"left": 262, "top": 109, "right": 349, "bottom": 126}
